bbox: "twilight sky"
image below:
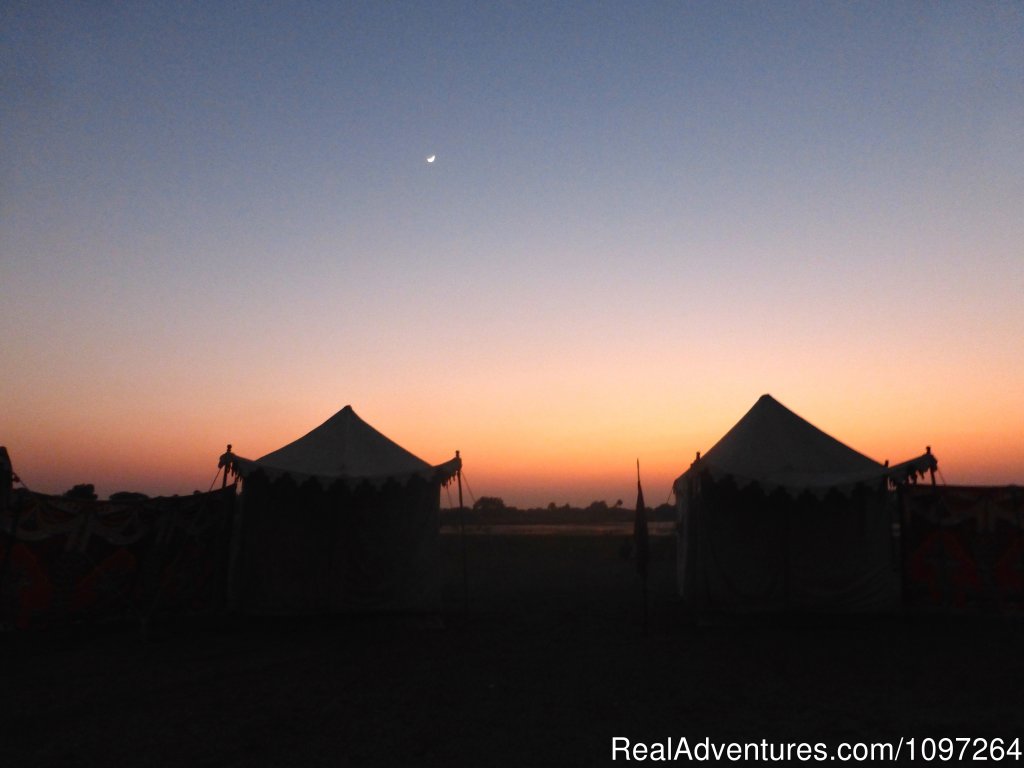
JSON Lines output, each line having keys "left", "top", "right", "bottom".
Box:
{"left": 2, "top": 2, "right": 1022, "bottom": 507}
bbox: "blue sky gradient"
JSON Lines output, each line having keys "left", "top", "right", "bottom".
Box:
{"left": 3, "top": 2, "right": 1022, "bottom": 505}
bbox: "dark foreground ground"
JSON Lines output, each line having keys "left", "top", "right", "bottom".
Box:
{"left": 4, "top": 532, "right": 1023, "bottom": 767}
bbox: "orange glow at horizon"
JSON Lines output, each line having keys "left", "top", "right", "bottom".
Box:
{"left": 5, "top": 389, "right": 1022, "bottom": 508}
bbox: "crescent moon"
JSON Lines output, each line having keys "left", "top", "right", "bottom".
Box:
{"left": 426, "top": 155, "right": 436, "bottom": 163}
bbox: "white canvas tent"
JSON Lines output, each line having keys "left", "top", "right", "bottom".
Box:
{"left": 225, "top": 406, "right": 460, "bottom": 615}
{"left": 673, "top": 395, "right": 936, "bottom": 613}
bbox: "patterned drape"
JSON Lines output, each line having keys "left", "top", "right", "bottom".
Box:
{"left": 0, "top": 487, "right": 235, "bottom": 630}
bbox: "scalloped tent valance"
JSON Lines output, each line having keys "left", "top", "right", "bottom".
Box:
{"left": 673, "top": 394, "right": 936, "bottom": 497}
{"left": 224, "top": 405, "right": 460, "bottom": 488}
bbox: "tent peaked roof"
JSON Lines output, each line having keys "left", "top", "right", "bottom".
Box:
{"left": 676, "top": 394, "right": 908, "bottom": 494}
{"left": 258, "top": 405, "right": 432, "bottom": 478}
{"left": 229, "top": 406, "right": 460, "bottom": 486}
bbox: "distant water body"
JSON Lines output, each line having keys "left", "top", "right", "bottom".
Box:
{"left": 440, "top": 522, "right": 675, "bottom": 536}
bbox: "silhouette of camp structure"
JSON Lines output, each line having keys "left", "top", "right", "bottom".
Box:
{"left": 223, "top": 406, "right": 460, "bottom": 615}
{"left": 0, "top": 445, "right": 235, "bottom": 631}
{"left": 901, "top": 484, "right": 1024, "bottom": 614}
{"left": 674, "top": 395, "right": 937, "bottom": 614}
{"left": 5, "top": 396, "right": 1022, "bottom": 629}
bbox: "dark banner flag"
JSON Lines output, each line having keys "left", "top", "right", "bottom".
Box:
{"left": 634, "top": 461, "right": 649, "bottom": 580}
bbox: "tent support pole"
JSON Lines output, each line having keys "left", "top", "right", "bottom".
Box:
{"left": 457, "top": 451, "right": 468, "bottom": 614}
{"left": 222, "top": 445, "right": 232, "bottom": 489}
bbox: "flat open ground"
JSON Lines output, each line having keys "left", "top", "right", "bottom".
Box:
{"left": 5, "top": 531, "right": 1023, "bottom": 766}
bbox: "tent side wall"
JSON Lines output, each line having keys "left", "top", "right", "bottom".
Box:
{"left": 230, "top": 471, "right": 441, "bottom": 615}
{"left": 678, "top": 472, "right": 901, "bottom": 613}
